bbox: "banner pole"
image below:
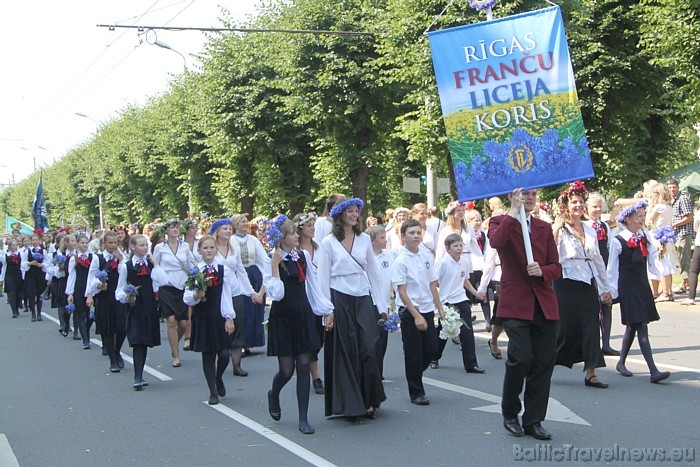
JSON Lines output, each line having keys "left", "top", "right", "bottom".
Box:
{"left": 519, "top": 204, "right": 534, "bottom": 264}
{"left": 486, "top": 6, "right": 493, "bottom": 21}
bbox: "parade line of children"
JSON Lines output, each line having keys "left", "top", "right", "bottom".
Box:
{"left": 0, "top": 185, "right": 673, "bottom": 438}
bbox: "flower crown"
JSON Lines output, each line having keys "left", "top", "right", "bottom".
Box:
{"left": 615, "top": 200, "right": 648, "bottom": 225}
{"left": 468, "top": 0, "right": 497, "bottom": 11}
{"left": 393, "top": 207, "right": 410, "bottom": 218}
{"left": 182, "top": 218, "right": 198, "bottom": 230}
{"left": 330, "top": 198, "right": 364, "bottom": 218}
{"left": 561, "top": 180, "right": 588, "bottom": 201}
{"left": 294, "top": 212, "right": 317, "bottom": 228}
{"left": 163, "top": 218, "right": 181, "bottom": 229}
{"left": 444, "top": 200, "right": 463, "bottom": 216}
{"left": 209, "top": 218, "right": 233, "bottom": 235}
{"left": 265, "top": 215, "right": 289, "bottom": 249}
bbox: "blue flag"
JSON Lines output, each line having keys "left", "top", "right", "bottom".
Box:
{"left": 427, "top": 6, "right": 594, "bottom": 200}
{"left": 32, "top": 176, "right": 49, "bottom": 233}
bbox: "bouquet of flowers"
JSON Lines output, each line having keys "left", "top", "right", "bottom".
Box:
{"left": 377, "top": 312, "right": 401, "bottom": 332}
{"left": 125, "top": 284, "right": 141, "bottom": 307}
{"left": 65, "top": 303, "right": 76, "bottom": 313}
{"left": 54, "top": 254, "right": 67, "bottom": 271}
{"left": 32, "top": 252, "right": 44, "bottom": 262}
{"left": 95, "top": 270, "right": 109, "bottom": 284}
{"left": 184, "top": 267, "right": 208, "bottom": 301}
{"left": 439, "top": 306, "right": 466, "bottom": 340}
{"left": 653, "top": 226, "right": 677, "bottom": 259}
{"left": 89, "top": 307, "right": 95, "bottom": 320}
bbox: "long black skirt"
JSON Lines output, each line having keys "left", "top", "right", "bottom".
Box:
{"left": 242, "top": 266, "right": 266, "bottom": 348}
{"left": 554, "top": 278, "right": 605, "bottom": 370}
{"left": 324, "top": 290, "right": 386, "bottom": 417}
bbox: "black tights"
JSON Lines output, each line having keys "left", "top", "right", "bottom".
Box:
{"left": 102, "top": 333, "right": 127, "bottom": 365}
{"left": 132, "top": 345, "right": 148, "bottom": 383}
{"left": 599, "top": 302, "right": 614, "bottom": 351}
{"left": 687, "top": 246, "right": 700, "bottom": 300}
{"left": 28, "top": 292, "right": 43, "bottom": 316}
{"left": 619, "top": 324, "right": 661, "bottom": 375}
{"left": 202, "top": 350, "right": 231, "bottom": 396}
{"left": 8, "top": 292, "right": 21, "bottom": 316}
{"left": 271, "top": 353, "right": 313, "bottom": 423}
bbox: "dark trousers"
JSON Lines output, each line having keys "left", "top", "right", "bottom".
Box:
{"left": 688, "top": 246, "right": 700, "bottom": 300}
{"left": 400, "top": 309, "right": 437, "bottom": 400}
{"left": 433, "top": 301, "right": 478, "bottom": 370}
{"left": 501, "top": 300, "right": 557, "bottom": 427}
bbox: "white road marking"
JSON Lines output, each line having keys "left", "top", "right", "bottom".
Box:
{"left": 604, "top": 355, "right": 700, "bottom": 374}
{"left": 207, "top": 402, "right": 337, "bottom": 467}
{"left": 423, "top": 377, "right": 590, "bottom": 426}
{"left": 0, "top": 434, "right": 20, "bottom": 467}
{"left": 40, "top": 310, "right": 172, "bottom": 381}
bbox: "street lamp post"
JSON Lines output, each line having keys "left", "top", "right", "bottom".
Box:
{"left": 38, "top": 146, "right": 56, "bottom": 164}
{"left": 20, "top": 147, "right": 37, "bottom": 172}
{"left": 153, "top": 39, "right": 187, "bottom": 72}
{"left": 75, "top": 112, "right": 99, "bottom": 134}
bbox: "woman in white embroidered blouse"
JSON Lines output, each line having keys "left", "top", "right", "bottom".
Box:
{"left": 552, "top": 182, "right": 612, "bottom": 389}
{"left": 317, "top": 198, "right": 387, "bottom": 419}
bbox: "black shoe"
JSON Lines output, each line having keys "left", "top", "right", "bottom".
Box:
{"left": 83, "top": 344, "right": 91, "bottom": 350}
{"left": 102, "top": 348, "right": 108, "bottom": 356}
{"left": 411, "top": 395, "right": 430, "bottom": 406}
{"left": 36, "top": 314, "right": 43, "bottom": 321}
{"left": 61, "top": 330, "right": 68, "bottom": 337}
{"left": 183, "top": 338, "right": 191, "bottom": 351}
{"left": 233, "top": 367, "right": 248, "bottom": 377}
{"left": 208, "top": 394, "right": 219, "bottom": 405}
{"left": 616, "top": 362, "right": 633, "bottom": 377}
{"left": 429, "top": 361, "right": 439, "bottom": 369}
{"left": 133, "top": 382, "right": 144, "bottom": 391}
{"left": 141, "top": 380, "right": 149, "bottom": 387}
{"left": 117, "top": 356, "right": 125, "bottom": 369}
{"left": 602, "top": 348, "right": 620, "bottom": 356}
{"left": 585, "top": 375, "right": 608, "bottom": 388}
{"left": 523, "top": 422, "right": 552, "bottom": 440}
{"left": 73, "top": 336, "right": 81, "bottom": 341}
{"left": 216, "top": 379, "right": 226, "bottom": 397}
{"left": 503, "top": 417, "right": 524, "bottom": 437}
{"left": 466, "top": 366, "right": 486, "bottom": 374}
{"left": 488, "top": 339, "right": 502, "bottom": 359}
{"left": 110, "top": 363, "right": 121, "bottom": 373}
{"left": 650, "top": 371, "right": 671, "bottom": 384}
{"left": 313, "top": 378, "right": 325, "bottom": 395}
{"left": 298, "top": 422, "right": 315, "bottom": 435}
{"left": 12, "top": 314, "right": 18, "bottom": 318}
{"left": 268, "top": 390, "right": 281, "bottom": 421}
{"left": 31, "top": 315, "right": 36, "bottom": 322}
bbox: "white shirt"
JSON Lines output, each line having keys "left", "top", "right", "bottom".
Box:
{"left": 65, "top": 252, "right": 100, "bottom": 297}
{"left": 234, "top": 234, "right": 269, "bottom": 273}
{"left": 391, "top": 247, "right": 438, "bottom": 313}
{"left": 317, "top": 232, "right": 387, "bottom": 313}
{"left": 606, "top": 228, "right": 659, "bottom": 299}
{"left": 374, "top": 249, "right": 397, "bottom": 311}
{"left": 183, "top": 260, "right": 236, "bottom": 319}
{"left": 214, "top": 241, "right": 255, "bottom": 297}
{"left": 115, "top": 257, "right": 168, "bottom": 303}
{"left": 263, "top": 249, "right": 334, "bottom": 316}
{"left": 426, "top": 217, "right": 444, "bottom": 237}
{"left": 470, "top": 229, "right": 491, "bottom": 271}
{"left": 584, "top": 218, "right": 612, "bottom": 254}
{"left": 556, "top": 223, "right": 610, "bottom": 293}
{"left": 0, "top": 251, "right": 22, "bottom": 281}
{"left": 418, "top": 228, "right": 436, "bottom": 263}
{"left": 477, "top": 248, "right": 501, "bottom": 294}
{"left": 386, "top": 229, "right": 402, "bottom": 252}
{"left": 434, "top": 254, "right": 469, "bottom": 305}
{"left": 435, "top": 224, "right": 476, "bottom": 273}
{"left": 313, "top": 217, "right": 333, "bottom": 243}
{"left": 153, "top": 241, "right": 197, "bottom": 290}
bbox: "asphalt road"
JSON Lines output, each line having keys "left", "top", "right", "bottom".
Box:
{"left": 1, "top": 297, "right": 698, "bottom": 466}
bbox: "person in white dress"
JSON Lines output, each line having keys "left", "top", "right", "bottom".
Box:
{"left": 645, "top": 183, "right": 676, "bottom": 302}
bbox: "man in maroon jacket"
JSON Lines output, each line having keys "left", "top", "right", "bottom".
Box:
{"left": 488, "top": 188, "right": 562, "bottom": 440}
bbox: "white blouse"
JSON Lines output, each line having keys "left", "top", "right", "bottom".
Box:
{"left": 477, "top": 248, "right": 501, "bottom": 295}
{"left": 317, "top": 232, "right": 387, "bottom": 313}
{"left": 234, "top": 234, "right": 269, "bottom": 273}
{"left": 182, "top": 260, "right": 236, "bottom": 319}
{"left": 313, "top": 216, "right": 333, "bottom": 243}
{"left": 0, "top": 251, "right": 22, "bottom": 281}
{"left": 214, "top": 241, "right": 255, "bottom": 297}
{"left": 153, "top": 241, "right": 196, "bottom": 290}
{"left": 263, "top": 249, "right": 334, "bottom": 316}
{"left": 606, "top": 229, "right": 659, "bottom": 300}
{"left": 556, "top": 223, "right": 610, "bottom": 293}
{"left": 65, "top": 253, "right": 100, "bottom": 297}
{"left": 115, "top": 257, "right": 168, "bottom": 303}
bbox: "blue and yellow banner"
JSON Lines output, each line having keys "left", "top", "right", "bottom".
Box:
{"left": 428, "top": 6, "right": 594, "bottom": 200}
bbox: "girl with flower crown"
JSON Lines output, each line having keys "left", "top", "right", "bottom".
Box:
{"left": 386, "top": 207, "right": 409, "bottom": 251}
{"left": 294, "top": 211, "right": 326, "bottom": 394}
{"left": 264, "top": 216, "right": 334, "bottom": 434}
{"left": 116, "top": 234, "right": 167, "bottom": 390}
{"left": 153, "top": 219, "right": 197, "bottom": 368}
{"left": 232, "top": 214, "right": 269, "bottom": 354}
{"left": 317, "top": 198, "right": 387, "bottom": 419}
{"left": 552, "top": 181, "right": 613, "bottom": 389}
{"left": 0, "top": 238, "right": 24, "bottom": 318}
{"left": 183, "top": 235, "right": 236, "bottom": 405}
{"left": 66, "top": 233, "right": 100, "bottom": 348}
{"left": 210, "top": 218, "right": 263, "bottom": 377}
{"left": 607, "top": 201, "right": 670, "bottom": 384}
{"left": 21, "top": 234, "right": 48, "bottom": 322}
{"left": 181, "top": 218, "right": 200, "bottom": 351}
{"left": 91, "top": 230, "right": 127, "bottom": 373}
{"left": 435, "top": 201, "right": 479, "bottom": 266}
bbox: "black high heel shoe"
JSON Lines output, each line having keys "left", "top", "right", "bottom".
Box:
{"left": 268, "top": 390, "right": 281, "bottom": 421}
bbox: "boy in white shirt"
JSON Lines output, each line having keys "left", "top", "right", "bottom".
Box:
{"left": 366, "top": 225, "right": 396, "bottom": 380}
{"left": 432, "top": 233, "right": 486, "bottom": 374}
{"left": 392, "top": 219, "right": 445, "bottom": 405}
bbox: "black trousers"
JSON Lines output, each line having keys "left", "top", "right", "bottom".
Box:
{"left": 433, "top": 300, "right": 478, "bottom": 370}
{"left": 400, "top": 309, "right": 437, "bottom": 400}
{"left": 501, "top": 300, "right": 557, "bottom": 427}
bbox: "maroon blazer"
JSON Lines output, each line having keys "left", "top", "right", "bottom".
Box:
{"left": 487, "top": 215, "right": 561, "bottom": 321}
